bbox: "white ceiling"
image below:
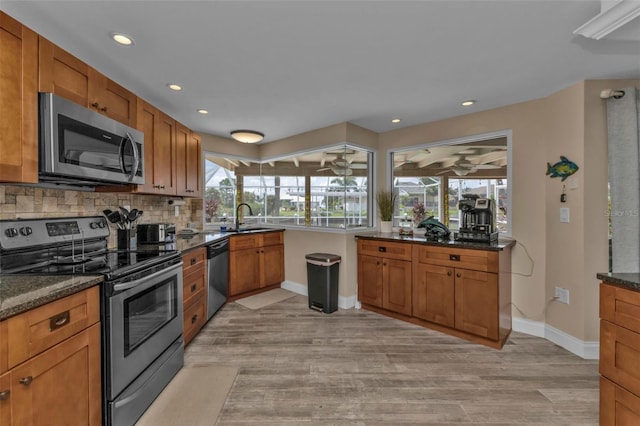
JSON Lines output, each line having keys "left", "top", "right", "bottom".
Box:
{"left": 4, "top": 1, "right": 639, "bottom": 143}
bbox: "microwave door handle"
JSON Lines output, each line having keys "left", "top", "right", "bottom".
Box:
{"left": 120, "top": 132, "right": 140, "bottom": 182}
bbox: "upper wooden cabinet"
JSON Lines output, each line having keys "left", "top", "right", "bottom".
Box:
{"left": 176, "top": 123, "right": 202, "bottom": 197}
{"left": 137, "top": 101, "right": 177, "bottom": 195}
{"left": 0, "top": 12, "right": 38, "bottom": 183}
{"left": 38, "top": 36, "right": 138, "bottom": 127}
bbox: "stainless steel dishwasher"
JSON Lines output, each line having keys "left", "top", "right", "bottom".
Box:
{"left": 207, "top": 239, "right": 229, "bottom": 320}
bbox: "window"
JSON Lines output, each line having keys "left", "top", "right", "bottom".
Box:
{"left": 391, "top": 133, "right": 511, "bottom": 235}
{"left": 204, "top": 145, "right": 373, "bottom": 230}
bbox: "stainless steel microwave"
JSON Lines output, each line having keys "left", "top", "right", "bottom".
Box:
{"left": 39, "top": 92, "right": 144, "bottom": 186}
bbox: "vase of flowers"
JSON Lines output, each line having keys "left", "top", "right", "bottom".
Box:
{"left": 412, "top": 202, "right": 426, "bottom": 227}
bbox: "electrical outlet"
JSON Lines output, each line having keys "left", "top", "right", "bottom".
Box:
{"left": 554, "top": 286, "right": 570, "bottom": 304}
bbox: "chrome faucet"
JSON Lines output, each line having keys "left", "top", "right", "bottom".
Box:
{"left": 235, "top": 203, "right": 253, "bottom": 231}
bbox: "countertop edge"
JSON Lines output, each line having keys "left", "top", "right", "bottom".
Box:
{"left": 0, "top": 274, "right": 103, "bottom": 321}
{"left": 354, "top": 233, "right": 515, "bottom": 251}
{"left": 597, "top": 272, "right": 640, "bottom": 292}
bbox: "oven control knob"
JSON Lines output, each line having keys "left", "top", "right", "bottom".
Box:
{"left": 19, "top": 226, "right": 33, "bottom": 236}
{"left": 5, "top": 228, "right": 18, "bottom": 238}
{"left": 90, "top": 222, "right": 98, "bottom": 229}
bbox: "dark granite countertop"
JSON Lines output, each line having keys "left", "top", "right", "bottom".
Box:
{"left": 355, "top": 232, "right": 515, "bottom": 251}
{"left": 0, "top": 274, "right": 103, "bottom": 321}
{"left": 597, "top": 273, "right": 640, "bottom": 292}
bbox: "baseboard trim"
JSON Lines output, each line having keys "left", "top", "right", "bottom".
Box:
{"left": 513, "top": 317, "right": 599, "bottom": 360}
{"left": 280, "top": 284, "right": 599, "bottom": 359}
{"left": 280, "top": 280, "right": 356, "bottom": 310}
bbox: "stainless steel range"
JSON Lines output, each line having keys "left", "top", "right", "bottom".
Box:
{"left": 0, "top": 216, "right": 184, "bottom": 426}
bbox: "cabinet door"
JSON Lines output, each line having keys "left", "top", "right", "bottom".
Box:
{"left": 229, "top": 247, "right": 261, "bottom": 296}
{"left": 600, "top": 319, "right": 640, "bottom": 398}
{"left": 90, "top": 70, "right": 138, "bottom": 127}
{"left": 38, "top": 36, "right": 91, "bottom": 106}
{"left": 10, "top": 323, "right": 101, "bottom": 426}
{"left": 600, "top": 376, "right": 640, "bottom": 425}
{"left": 176, "top": 125, "right": 202, "bottom": 197}
{"left": 412, "top": 263, "right": 455, "bottom": 327}
{"left": 383, "top": 259, "right": 412, "bottom": 316}
{"left": 454, "top": 269, "right": 499, "bottom": 340}
{"left": 0, "top": 13, "right": 38, "bottom": 183}
{"left": 139, "top": 102, "right": 176, "bottom": 194}
{"left": 261, "top": 244, "right": 284, "bottom": 288}
{"left": 358, "top": 255, "right": 383, "bottom": 308}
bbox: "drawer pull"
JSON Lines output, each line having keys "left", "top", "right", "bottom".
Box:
{"left": 447, "top": 271, "right": 452, "bottom": 276}
{"left": 191, "top": 258, "right": 197, "bottom": 265}
{"left": 19, "top": 376, "right": 33, "bottom": 386}
{"left": 50, "top": 310, "right": 70, "bottom": 331}
{"left": 0, "top": 390, "right": 9, "bottom": 400}
{"left": 456, "top": 273, "right": 462, "bottom": 278}
{"left": 191, "top": 284, "right": 197, "bottom": 292}
{"left": 378, "top": 247, "right": 387, "bottom": 253}
{"left": 191, "top": 314, "right": 198, "bottom": 324}
{"left": 449, "top": 254, "right": 460, "bottom": 261}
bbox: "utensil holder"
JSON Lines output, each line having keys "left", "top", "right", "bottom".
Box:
{"left": 117, "top": 228, "right": 137, "bottom": 251}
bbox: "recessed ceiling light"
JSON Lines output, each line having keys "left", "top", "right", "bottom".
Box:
{"left": 167, "top": 84, "right": 183, "bottom": 91}
{"left": 197, "top": 109, "right": 209, "bottom": 114}
{"left": 461, "top": 100, "right": 476, "bottom": 107}
{"left": 111, "top": 33, "right": 134, "bottom": 46}
{"left": 391, "top": 118, "right": 401, "bottom": 123}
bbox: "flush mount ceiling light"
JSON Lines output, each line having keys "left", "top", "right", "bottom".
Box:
{"left": 111, "top": 32, "right": 134, "bottom": 46}
{"left": 230, "top": 130, "right": 264, "bottom": 144}
{"left": 197, "top": 109, "right": 209, "bottom": 114}
{"left": 461, "top": 100, "right": 476, "bottom": 107}
{"left": 167, "top": 83, "right": 182, "bottom": 91}
{"left": 574, "top": 0, "right": 640, "bottom": 40}
{"left": 391, "top": 118, "right": 401, "bottom": 123}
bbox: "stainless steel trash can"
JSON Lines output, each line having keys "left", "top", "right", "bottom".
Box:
{"left": 305, "top": 253, "right": 341, "bottom": 314}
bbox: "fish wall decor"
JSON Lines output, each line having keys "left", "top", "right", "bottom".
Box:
{"left": 546, "top": 156, "right": 579, "bottom": 181}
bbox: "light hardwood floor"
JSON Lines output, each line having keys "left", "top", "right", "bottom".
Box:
{"left": 185, "top": 295, "right": 599, "bottom": 425}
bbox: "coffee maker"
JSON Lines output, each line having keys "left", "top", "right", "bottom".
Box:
{"left": 454, "top": 195, "right": 498, "bottom": 243}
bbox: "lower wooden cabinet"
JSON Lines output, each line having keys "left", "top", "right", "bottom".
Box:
{"left": 182, "top": 247, "right": 207, "bottom": 346}
{"left": 0, "top": 286, "right": 101, "bottom": 425}
{"left": 600, "top": 281, "right": 640, "bottom": 424}
{"left": 357, "top": 237, "right": 512, "bottom": 349}
{"left": 229, "top": 231, "right": 284, "bottom": 298}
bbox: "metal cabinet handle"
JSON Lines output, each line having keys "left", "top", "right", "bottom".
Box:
{"left": 91, "top": 102, "right": 100, "bottom": 109}
{"left": 0, "top": 390, "right": 9, "bottom": 400}
{"left": 456, "top": 273, "right": 461, "bottom": 278}
{"left": 191, "top": 284, "right": 197, "bottom": 292}
{"left": 191, "top": 258, "right": 197, "bottom": 265}
{"left": 191, "top": 314, "right": 198, "bottom": 324}
{"left": 449, "top": 254, "right": 460, "bottom": 261}
{"left": 447, "top": 271, "right": 452, "bottom": 276}
{"left": 20, "top": 376, "right": 33, "bottom": 386}
{"left": 50, "top": 310, "right": 70, "bottom": 331}
{"left": 100, "top": 106, "right": 108, "bottom": 112}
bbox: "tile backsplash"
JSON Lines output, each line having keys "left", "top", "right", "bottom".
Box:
{"left": 0, "top": 185, "right": 202, "bottom": 248}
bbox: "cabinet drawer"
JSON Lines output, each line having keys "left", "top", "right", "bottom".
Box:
{"left": 230, "top": 233, "right": 262, "bottom": 251}
{"left": 601, "top": 283, "right": 640, "bottom": 334}
{"left": 600, "top": 376, "right": 640, "bottom": 425}
{"left": 183, "top": 294, "right": 206, "bottom": 346}
{"left": 600, "top": 319, "right": 640, "bottom": 397}
{"left": 182, "top": 247, "right": 206, "bottom": 275}
{"left": 1, "top": 286, "right": 100, "bottom": 371}
{"left": 183, "top": 263, "right": 206, "bottom": 306}
{"left": 262, "top": 231, "right": 283, "bottom": 247}
{"left": 414, "top": 245, "right": 498, "bottom": 273}
{"left": 357, "top": 239, "right": 412, "bottom": 261}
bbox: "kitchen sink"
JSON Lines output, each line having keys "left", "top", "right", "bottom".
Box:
{"left": 226, "top": 227, "right": 271, "bottom": 233}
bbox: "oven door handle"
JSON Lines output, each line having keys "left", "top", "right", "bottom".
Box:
{"left": 113, "top": 262, "right": 183, "bottom": 292}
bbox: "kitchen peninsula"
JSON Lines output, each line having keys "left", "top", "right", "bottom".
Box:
{"left": 356, "top": 233, "right": 514, "bottom": 349}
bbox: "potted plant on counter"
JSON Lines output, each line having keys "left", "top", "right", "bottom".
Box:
{"left": 376, "top": 190, "right": 396, "bottom": 233}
